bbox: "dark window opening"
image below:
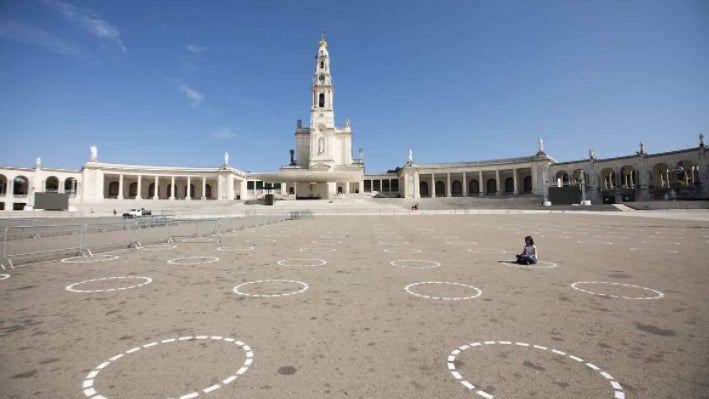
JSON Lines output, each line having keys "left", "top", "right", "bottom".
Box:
{"left": 318, "top": 93, "right": 325, "bottom": 108}
{"left": 247, "top": 181, "right": 255, "bottom": 190}
{"left": 364, "top": 180, "right": 371, "bottom": 192}
{"left": 373, "top": 180, "right": 381, "bottom": 191}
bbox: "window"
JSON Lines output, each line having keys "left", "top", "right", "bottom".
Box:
{"left": 319, "top": 93, "right": 325, "bottom": 107}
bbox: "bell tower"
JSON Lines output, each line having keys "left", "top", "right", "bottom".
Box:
{"left": 309, "top": 31, "right": 336, "bottom": 163}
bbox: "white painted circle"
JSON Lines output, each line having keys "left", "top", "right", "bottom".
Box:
{"left": 467, "top": 248, "right": 507, "bottom": 254}
{"left": 570, "top": 281, "right": 664, "bottom": 299}
{"left": 299, "top": 247, "right": 337, "bottom": 253}
{"left": 404, "top": 281, "right": 481, "bottom": 300}
{"left": 245, "top": 238, "right": 276, "bottom": 244}
{"left": 139, "top": 243, "right": 177, "bottom": 251}
{"left": 390, "top": 259, "right": 440, "bottom": 269}
{"left": 501, "top": 260, "right": 558, "bottom": 269}
{"left": 180, "top": 236, "right": 215, "bottom": 243}
{"left": 277, "top": 258, "right": 327, "bottom": 267}
{"left": 61, "top": 254, "right": 119, "bottom": 263}
{"left": 82, "top": 336, "right": 253, "bottom": 399}
{"left": 66, "top": 276, "right": 153, "bottom": 293}
{"left": 447, "top": 340, "right": 624, "bottom": 398}
{"left": 0, "top": 274, "right": 9, "bottom": 280}
{"left": 232, "top": 279, "right": 309, "bottom": 297}
{"left": 379, "top": 240, "right": 410, "bottom": 246}
{"left": 446, "top": 240, "right": 477, "bottom": 246}
{"left": 217, "top": 245, "right": 256, "bottom": 252}
{"left": 167, "top": 256, "right": 219, "bottom": 265}
{"left": 312, "top": 240, "right": 342, "bottom": 245}
{"left": 629, "top": 247, "right": 678, "bottom": 254}
{"left": 383, "top": 247, "right": 421, "bottom": 254}
{"left": 577, "top": 240, "right": 613, "bottom": 245}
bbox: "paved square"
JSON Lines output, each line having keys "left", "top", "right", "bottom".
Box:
{"left": 1, "top": 213, "right": 708, "bottom": 398}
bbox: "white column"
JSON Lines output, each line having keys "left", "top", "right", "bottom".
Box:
{"left": 478, "top": 170, "right": 483, "bottom": 196}
{"left": 513, "top": 168, "right": 518, "bottom": 195}
{"left": 153, "top": 176, "right": 159, "bottom": 200}
{"left": 345, "top": 182, "right": 350, "bottom": 194}
{"left": 495, "top": 169, "right": 500, "bottom": 195}
{"left": 170, "top": 176, "right": 175, "bottom": 200}
{"left": 446, "top": 173, "right": 451, "bottom": 197}
{"left": 186, "top": 176, "right": 191, "bottom": 200}
{"left": 137, "top": 175, "right": 142, "bottom": 199}
{"left": 202, "top": 177, "right": 207, "bottom": 200}
{"left": 431, "top": 173, "right": 436, "bottom": 198}
{"left": 462, "top": 172, "right": 468, "bottom": 196}
{"left": 118, "top": 174, "right": 124, "bottom": 199}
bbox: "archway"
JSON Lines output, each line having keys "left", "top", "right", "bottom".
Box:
{"left": 64, "top": 178, "right": 77, "bottom": 195}
{"left": 486, "top": 178, "right": 496, "bottom": 195}
{"left": 504, "top": 177, "right": 514, "bottom": 194}
{"left": 523, "top": 176, "right": 532, "bottom": 193}
{"left": 129, "top": 182, "right": 138, "bottom": 198}
{"left": 45, "top": 176, "right": 59, "bottom": 192}
{"left": 600, "top": 168, "right": 616, "bottom": 190}
{"left": 0, "top": 174, "right": 7, "bottom": 195}
{"left": 451, "top": 180, "right": 462, "bottom": 196}
{"left": 13, "top": 176, "right": 29, "bottom": 195}
{"left": 205, "top": 184, "right": 212, "bottom": 199}
{"left": 435, "top": 181, "right": 445, "bottom": 197}
{"left": 620, "top": 166, "right": 636, "bottom": 188}
{"left": 148, "top": 183, "right": 156, "bottom": 198}
{"left": 651, "top": 163, "right": 669, "bottom": 188}
{"left": 419, "top": 181, "right": 429, "bottom": 197}
{"left": 555, "top": 171, "right": 569, "bottom": 186}
{"left": 108, "top": 182, "right": 119, "bottom": 198}
{"left": 468, "top": 180, "right": 479, "bottom": 196}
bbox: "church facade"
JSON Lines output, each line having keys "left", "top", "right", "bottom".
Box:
{"left": 1, "top": 38, "right": 707, "bottom": 211}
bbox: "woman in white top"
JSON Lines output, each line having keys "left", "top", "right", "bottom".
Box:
{"left": 516, "top": 236, "right": 538, "bottom": 265}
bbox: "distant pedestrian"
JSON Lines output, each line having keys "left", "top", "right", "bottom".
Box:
{"left": 516, "top": 236, "right": 538, "bottom": 265}
{"left": 113, "top": 208, "right": 117, "bottom": 216}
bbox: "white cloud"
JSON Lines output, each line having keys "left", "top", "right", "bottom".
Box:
{"left": 44, "top": 0, "right": 127, "bottom": 54}
{"left": 185, "top": 44, "right": 207, "bottom": 53}
{"left": 211, "top": 128, "right": 236, "bottom": 139}
{"left": 0, "top": 18, "right": 78, "bottom": 55}
{"left": 179, "top": 83, "right": 204, "bottom": 107}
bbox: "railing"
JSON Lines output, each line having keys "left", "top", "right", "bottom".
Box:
{"left": 0, "top": 213, "right": 293, "bottom": 269}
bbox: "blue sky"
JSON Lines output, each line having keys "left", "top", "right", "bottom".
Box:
{"left": 1, "top": 0, "right": 707, "bottom": 173}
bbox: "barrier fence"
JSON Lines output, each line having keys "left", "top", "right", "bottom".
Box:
{"left": 0, "top": 212, "right": 295, "bottom": 269}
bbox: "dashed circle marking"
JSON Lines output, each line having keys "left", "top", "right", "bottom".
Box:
{"left": 383, "top": 247, "right": 421, "bottom": 254}
{"left": 577, "top": 240, "right": 613, "bottom": 245}
{"left": 61, "top": 254, "right": 120, "bottom": 263}
{"left": 628, "top": 247, "right": 678, "bottom": 254}
{"left": 217, "top": 245, "right": 256, "bottom": 252}
{"left": 232, "top": 279, "right": 309, "bottom": 297}
{"left": 467, "top": 248, "right": 507, "bottom": 254}
{"left": 378, "top": 241, "right": 410, "bottom": 246}
{"left": 446, "top": 240, "right": 477, "bottom": 246}
{"left": 570, "top": 281, "right": 664, "bottom": 299}
{"left": 447, "top": 340, "right": 625, "bottom": 398}
{"left": 312, "top": 240, "right": 342, "bottom": 245}
{"left": 139, "top": 243, "right": 177, "bottom": 251}
{"left": 245, "top": 238, "right": 276, "bottom": 244}
{"left": 167, "top": 256, "right": 219, "bottom": 265}
{"left": 500, "top": 260, "right": 558, "bottom": 269}
{"left": 405, "top": 281, "right": 481, "bottom": 300}
{"left": 390, "top": 259, "right": 440, "bottom": 269}
{"left": 299, "top": 247, "right": 337, "bottom": 253}
{"left": 180, "top": 236, "right": 215, "bottom": 243}
{"left": 277, "top": 258, "right": 327, "bottom": 267}
{"left": 0, "top": 274, "right": 10, "bottom": 280}
{"left": 82, "top": 336, "right": 253, "bottom": 399}
{"left": 66, "top": 276, "right": 153, "bottom": 293}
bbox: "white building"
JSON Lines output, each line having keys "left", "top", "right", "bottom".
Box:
{"left": 1, "top": 38, "right": 707, "bottom": 211}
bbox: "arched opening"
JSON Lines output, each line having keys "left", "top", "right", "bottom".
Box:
{"left": 0, "top": 174, "right": 7, "bottom": 195}
{"left": 205, "top": 184, "right": 212, "bottom": 199}
{"left": 504, "top": 177, "right": 514, "bottom": 194}
{"left": 320, "top": 61, "right": 324, "bottom": 69}
{"left": 186, "top": 184, "right": 195, "bottom": 199}
{"left": 108, "top": 182, "right": 119, "bottom": 198}
{"left": 419, "top": 181, "right": 429, "bottom": 197}
{"left": 167, "top": 184, "right": 175, "bottom": 198}
{"left": 13, "top": 176, "right": 29, "bottom": 196}
{"left": 674, "top": 160, "right": 695, "bottom": 188}
{"left": 129, "top": 182, "right": 138, "bottom": 198}
{"left": 468, "top": 180, "right": 479, "bottom": 196}
{"left": 451, "top": 180, "right": 462, "bottom": 196}
{"left": 555, "top": 171, "right": 569, "bottom": 186}
{"left": 651, "top": 163, "right": 669, "bottom": 188}
{"left": 318, "top": 93, "right": 325, "bottom": 108}
{"left": 45, "top": 176, "right": 59, "bottom": 192}
{"left": 486, "top": 178, "right": 496, "bottom": 195}
{"left": 148, "top": 183, "right": 156, "bottom": 198}
{"left": 600, "top": 168, "right": 616, "bottom": 190}
{"left": 523, "top": 176, "right": 532, "bottom": 193}
{"left": 620, "top": 166, "right": 636, "bottom": 189}
{"left": 435, "top": 181, "right": 445, "bottom": 196}
{"left": 64, "top": 178, "right": 77, "bottom": 195}
{"left": 571, "top": 169, "right": 584, "bottom": 186}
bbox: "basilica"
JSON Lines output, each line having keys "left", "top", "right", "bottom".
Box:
{"left": 1, "top": 38, "right": 707, "bottom": 211}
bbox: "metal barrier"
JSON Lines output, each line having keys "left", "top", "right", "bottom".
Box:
{"left": 0, "top": 212, "right": 293, "bottom": 269}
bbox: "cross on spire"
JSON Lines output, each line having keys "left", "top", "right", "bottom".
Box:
{"left": 320, "top": 29, "right": 326, "bottom": 41}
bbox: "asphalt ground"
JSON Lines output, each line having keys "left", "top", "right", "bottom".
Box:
{"left": 1, "top": 213, "right": 708, "bottom": 399}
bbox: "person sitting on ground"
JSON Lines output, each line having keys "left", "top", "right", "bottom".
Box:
{"left": 516, "top": 235, "right": 538, "bottom": 265}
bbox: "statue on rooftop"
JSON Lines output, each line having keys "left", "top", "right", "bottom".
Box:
{"left": 90, "top": 145, "right": 97, "bottom": 161}
{"left": 224, "top": 152, "right": 229, "bottom": 165}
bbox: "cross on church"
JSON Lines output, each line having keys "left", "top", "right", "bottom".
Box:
{"left": 320, "top": 29, "right": 326, "bottom": 41}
